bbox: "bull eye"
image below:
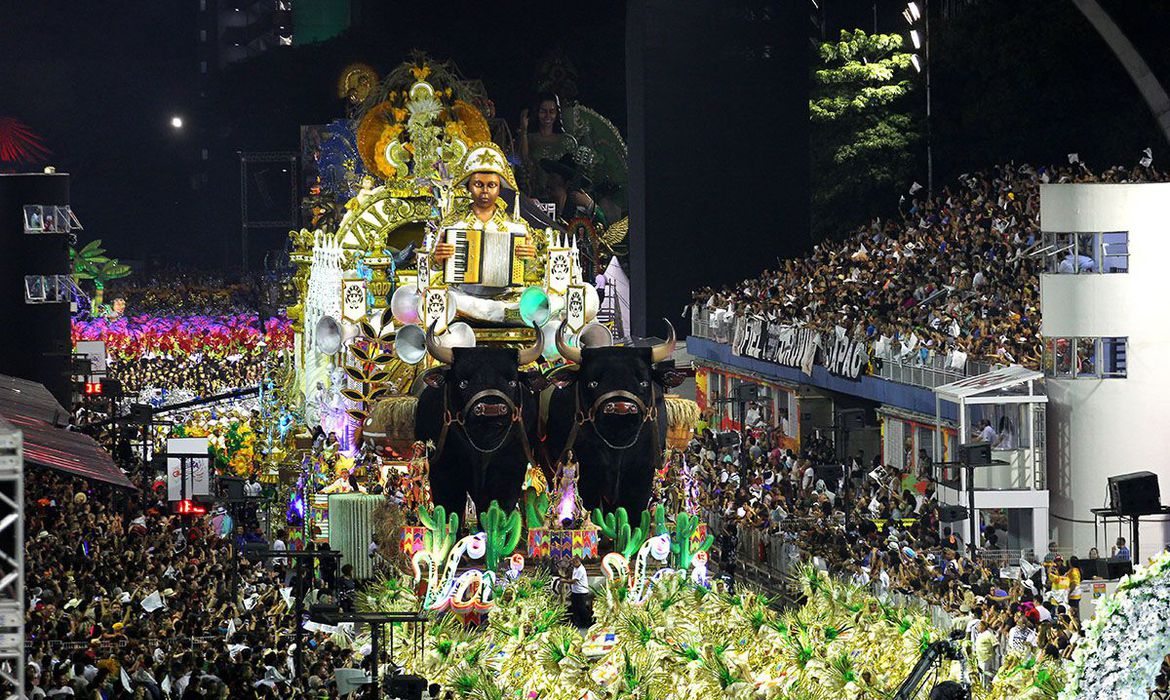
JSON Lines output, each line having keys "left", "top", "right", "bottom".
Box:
{"left": 639, "top": 380, "right": 650, "bottom": 388}
{"left": 458, "top": 380, "right": 469, "bottom": 390}
{"left": 587, "top": 380, "right": 599, "bottom": 389}
{"left": 508, "top": 380, "right": 517, "bottom": 388}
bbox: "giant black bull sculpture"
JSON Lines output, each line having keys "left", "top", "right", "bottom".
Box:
{"left": 544, "top": 320, "right": 683, "bottom": 515}
{"left": 414, "top": 323, "right": 545, "bottom": 515}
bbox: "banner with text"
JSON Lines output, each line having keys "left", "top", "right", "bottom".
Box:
{"left": 731, "top": 316, "right": 869, "bottom": 380}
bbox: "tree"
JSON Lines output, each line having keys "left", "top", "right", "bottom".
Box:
{"left": 810, "top": 30, "right": 920, "bottom": 242}
{"left": 70, "top": 239, "right": 131, "bottom": 312}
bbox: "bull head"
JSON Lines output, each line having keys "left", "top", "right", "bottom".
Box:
{"left": 426, "top": 320, "right": 544, "bottom": 365}
{"left": 556, "top": 319, "right": 676, "bottom": 364}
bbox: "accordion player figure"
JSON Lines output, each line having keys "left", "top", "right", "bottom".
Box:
{"left": 431, "top": 142, "right": 543, "bottom": 323}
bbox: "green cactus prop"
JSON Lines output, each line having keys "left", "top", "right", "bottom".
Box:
{"left": 418, "top": 505, "right": 459, "bottom": 564}
{"left": 592, "top": 507, "right": 626, "bottom": 541}
{"left": 669, "top": 511, "right": 714, "bottom": 570}
{"left": 480, "top": 500, "right": 522, "bottom": 571}
{"left": 652, "top": 504, "right": 668, "bottom": 536}
{"left": 593, "top": 507, "right": 652, "bottom": 559}
{"left": 524, "top": 491, "right": 550, "bottom": 529}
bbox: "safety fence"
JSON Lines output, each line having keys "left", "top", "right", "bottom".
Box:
{"left": 699, "top": 510, "right": 1103, "bottom": 682}
{"left": 35, "top": 634, "right": 223, "bottom": 654}
{"left": 703, "top": 510, "right": 960, "bottom": 626}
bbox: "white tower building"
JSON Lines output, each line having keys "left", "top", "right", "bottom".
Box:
{"left": 1041, "top": 183, "right": 1170, "bottom": 563}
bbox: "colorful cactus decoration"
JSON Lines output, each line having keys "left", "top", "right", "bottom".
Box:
{"left": 523, "top": 490, "right": 549, "bottom": 529}
{"left": 480, "top": 500, "right": 522, "bottom": 571}
{"left": 669, "top": 511, "right": 713, "bottom": 570}
{"left": 592, "top": 507, "right": 652, "bottom": 559}
{"left": 418, "top": 504, "right": 459, "bottom": 564}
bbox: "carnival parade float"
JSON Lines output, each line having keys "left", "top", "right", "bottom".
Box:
{"left": 64, "top": 54, "right": 1128, "bottom": 700}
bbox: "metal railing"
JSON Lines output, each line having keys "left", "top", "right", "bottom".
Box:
{"left": 689, "top": 306, "right": 1001, "bottom": 390}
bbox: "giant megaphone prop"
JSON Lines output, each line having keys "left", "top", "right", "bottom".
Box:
{"left": 314, "top": 315, "right": 343, "bottom": 355}
{"left": 394, "top": 323, "right": 427, "bottom": 365}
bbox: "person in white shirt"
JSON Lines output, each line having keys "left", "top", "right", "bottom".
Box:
{"left": 271, "top": 531, "right": 288, "bottom": 569}
{"left": 975, "top": 419, "right": 997, "bottom": 445}
{"left": 565, "top": 556, "right": 592, "bottom": 627}
{"left": 801, "top": 464, "right": 816, "bottom": 491}
{"left": 1006, "top": 614, "right": 1037, "bottom": 656}
{"left": 744, "top": 402, "right": 764, "bottom": 429}
{"left": 965, "top": 608, "right": 984, "bottom": 648}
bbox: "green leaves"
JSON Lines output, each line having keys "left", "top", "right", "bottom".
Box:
{"left": 810, "top": 28, "right": 921, "bottom": 242}
{"left": 70, "top": 239, "right": 132, "bottom": 286}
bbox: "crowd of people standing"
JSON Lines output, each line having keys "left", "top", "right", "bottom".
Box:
{"left": 694, "top": 161, "right": 1169, "bottom": 368}
{"left": 682, "top": 419, "right": 1091, "bottom": 682}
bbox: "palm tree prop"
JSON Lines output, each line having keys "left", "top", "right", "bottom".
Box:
{"left": 70, "top": 240, "right": 131, "bottom": 312}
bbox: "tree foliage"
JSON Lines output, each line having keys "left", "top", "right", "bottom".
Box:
{"left": 70, "top": 239, "right": 131, "bottom": 309}
{"left": 811, "top": 29, "right": 920, "bottom": 242}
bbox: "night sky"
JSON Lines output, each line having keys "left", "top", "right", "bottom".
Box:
{"left": 1, "top": 1, "right": 197, "bottom": 262}
{"left": 4, "top": 0, "right": 1170, "bottom": 277}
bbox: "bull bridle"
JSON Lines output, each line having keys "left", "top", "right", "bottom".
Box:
{"left": 432, "top": 387, "right": 540, "bottom": 468}
{"left": 556, "top": 381, "right": 660, "bottom": 465}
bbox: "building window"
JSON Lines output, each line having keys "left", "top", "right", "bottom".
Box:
{"left": 1043, "top": 337, "right": 1127, "bottom": 378}
{"left": 200, "top": 29, "right": 207, "bottom": 42}
{"left": 1041, "top": 231, "right": 1129, "bottom": 274}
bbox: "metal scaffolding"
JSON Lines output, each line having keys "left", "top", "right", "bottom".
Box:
{"left": 0, "top": 418, "right": 24, "bottom": 699}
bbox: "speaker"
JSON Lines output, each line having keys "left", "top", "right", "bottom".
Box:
{"left": 1105, "top": 558, "right": 1134, "bottom": 579}
{"left": 385, "top": 673, "right": 428, "bottom": 700}
{"left": 219, "top": 475, "right": 246, "bottom": 501}
{"left": 838, "top": 409, "right": 866, "bottom": 430}
{"left": 938, "top": 505, "right": 969, "bottom": 523}
{"left": 733, "top": 383, "right": 760, "bottom": 403}
{"left": 959, "top": 442, "right": 991, "bottom": 466}
{"left": 129, "top": 403, "right": 153, "bottom": 425}
{"left": 715, "top": 431, "right": 740, "bottom": 448}
{"left": 1108, "top": 471, "right": 1161, "bottom": 516}
{"left": 241, "top": 542, "right": 269, "bottom": 563}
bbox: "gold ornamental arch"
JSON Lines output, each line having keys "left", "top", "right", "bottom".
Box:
{"left": 336, "top": 185, "right": 438, "bottom": 257}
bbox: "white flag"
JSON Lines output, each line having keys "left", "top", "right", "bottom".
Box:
{"left": 1067, "top": 153, "right": 1079, "bottom": 164}
{"left": 226, "top": 618, "right": 237, "bottom": 638}
{"left": 141, "top": 591, "right": 164, "bottom": 613}
{"left": 280, "top": 587, "right": 294, "bottom": 607}
{"left": 121, "top": 667, "right": 134, "bottom": 692}
{"left": 909, "top": 182, "right": 923, "bottom": 194}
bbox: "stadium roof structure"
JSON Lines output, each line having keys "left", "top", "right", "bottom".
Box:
{"left": 0, "top": 374, "right": 133, "bottom": 489}
{"left": 933, "top": 365, "right": 1044, "bottom": 403}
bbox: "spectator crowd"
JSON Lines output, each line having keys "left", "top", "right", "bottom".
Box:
{"left": 694, "top": 161, "right": 1170, "bottom": 368}
{"left": 682, "top": 418, "right": 1097, "bottom": 683}
{"left": 24, "top": 466, "right": 363, "bottom": 699}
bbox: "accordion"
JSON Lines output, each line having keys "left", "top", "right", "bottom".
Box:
{"left": 443, "top": 227, "right": 526, "bottom": 288}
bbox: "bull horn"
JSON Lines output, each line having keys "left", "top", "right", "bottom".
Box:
{"left": 555, "top": 321, "right": 582, "bottom": 364}
{"left": 425, "top": 320, "right": 455, "bottom": 364}
{"left": 650, "top": 319, "right": 677, "bottom": 363}
{"left": 518, "top": 324, "right": 544, "bottom": 365}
